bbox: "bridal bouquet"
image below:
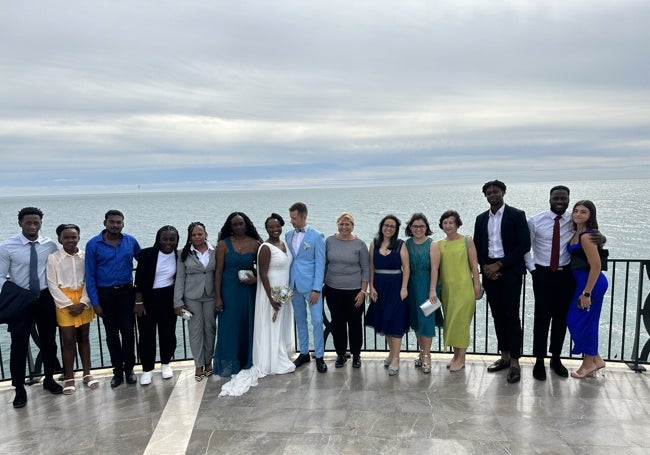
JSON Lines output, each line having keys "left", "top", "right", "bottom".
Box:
{"left": 270, "top": 285, "right": 293, "bottom": 322}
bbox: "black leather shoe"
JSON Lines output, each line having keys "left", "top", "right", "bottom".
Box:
{"left": 487, "top": 358, "right": 510, "bottom": 373}
{"left": 293, "top": 353, "right": 311, "bottom": 368}
{"left": 110, "top": 372, "right": 124, "bottom": 388}
{"left": 125, "top": 370, "right": 137, "bottom": 384}
{"left": 352, "top": 355, "right": 361, "bottom": 369}
{"left": 507, "top": 366, "right": 521, "bottom": 383}
{"left": 43, "top": 377, "right": 63, "bottom": 394}
{"left": 550, "top": 357, "right": 569, "bottom": 377}
{"left": 335, "top": 355, "right": 347, "bottom": 368}
{"left": 13, "top": 388, "right": 27, "bottom": 408}
{"left": 533, "top": 359, "right": 547, "bottom": 381}
{"left": 315, "top": 357, "right": 328, "bottom": 373}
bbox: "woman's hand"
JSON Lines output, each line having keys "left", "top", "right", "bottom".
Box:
{"left": 215, "top": 297, "right": 224, "bottom": 313}
{"left": 354, "top": 291, "right": 366, "bottom": 307}
{"left": 269, "top": 298, "right": 280, "bottom": 312}
{"left": 174, "top": 306, "right": 185, "bottom": 317}
{"left": 67, "top": 303, "right": 85, "bottom": 317}
{"left": 474, "top": 282, "right": 483, "bottom": 299}
{"left": 369, "top": 286, "right": 378, "bottom": 303}
{"left": 578, "top": 295, "right": 591, "bottom": 311}
{"left": 400, "top": 288, "right": 408, "bottom": 301}
{"left": 133, "top": 304, "right": 146, "bottom": 318}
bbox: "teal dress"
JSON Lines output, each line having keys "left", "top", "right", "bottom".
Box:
{"left": 406, "top": 238, "right": 442, "bottom": 337}
{"left": 214, "top": 237, "right": 256, "bottom": 376}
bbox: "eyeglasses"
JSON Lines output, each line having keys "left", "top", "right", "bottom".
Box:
{"left": 411, "top": 225, "right": 426, "bottom": 229}
{"left": 383, "top": 224, "right": 397, "bottom": 229}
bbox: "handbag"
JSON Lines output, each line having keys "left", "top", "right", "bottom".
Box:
{"left": 420, "top": 297, "right": 442, "bottom": 317}
{"left": 570, "top": 248, "right": 609, "bottom": 271}
{"left": 464, "top": 236, "right": 484, "bottom": 299}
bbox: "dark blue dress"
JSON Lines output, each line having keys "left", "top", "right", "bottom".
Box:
{"left": 365, "top": 240, "right": 409, "bottom": 337}
{"left": 566, "top": 231, "right": 608, "bottom": 356}
{"left": 214, "top": 237, "right": 256, "bottom": 376}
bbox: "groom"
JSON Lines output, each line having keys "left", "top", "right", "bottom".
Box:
{"left": 286, "top": 202, "right": 327, "bottom": 373}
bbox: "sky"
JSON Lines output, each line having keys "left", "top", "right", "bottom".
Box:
{"left": 1, "top": 0, "right": 649, "bottom": 196}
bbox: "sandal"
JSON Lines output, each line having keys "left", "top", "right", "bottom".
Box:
{"left": 414, "top": 351, "right": 423, "bottom": 368}
{"left": 194, "top": 374, "right": 204, "bottom": 382}
{"left": 421, "top": 355, "right": 432, "bottom": 374}
{"left": 203, "top": 368, "right": 214, "bottom": 377}
{"left": 83, "top": 374, "right": 99, "bottom": 389}
{"left": 383, "top": 356, "right": 393, "bottom": 368}
{"left": 63, "top": 379, "right": 76, "bottom": 395}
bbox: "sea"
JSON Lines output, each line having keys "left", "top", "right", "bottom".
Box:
{"left": 1, "top": 179, "right": 648, "bottom": 370}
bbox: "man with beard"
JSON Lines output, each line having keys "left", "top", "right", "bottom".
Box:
{"left": 85, "top": 210, "right": 141, "bottom": 387}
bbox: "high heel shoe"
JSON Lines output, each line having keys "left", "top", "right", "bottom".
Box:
{"left": 415, "top": 351, "right": 423, "bottom": 368}
{"left": 571, "top": 366, "right": 599, "bottom": 379}
{"left": 388, "top": 363, "right": 400, "bottom": 376}
{"left": 588, "top": 365, "right": 606, "bottom": 378}
{"left": 421, "top": 354, "right": 431, "bottom": 374}
{"left": 383, "top": 356, "right": 393, "bottom": 368}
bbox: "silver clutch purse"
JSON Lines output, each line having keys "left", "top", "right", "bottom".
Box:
{"left": 420, "top": 297, "right": 442, "bottom": 317}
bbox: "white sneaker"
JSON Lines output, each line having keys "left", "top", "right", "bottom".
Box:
{"left": 161, "top": 364, "right": 173, "bottom": 379}
{"left": 140, "top": 370, "right": 153, "bottom": 385}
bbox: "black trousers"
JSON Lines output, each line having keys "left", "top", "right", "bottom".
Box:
{"left": 98, "top": 285, "right": 136, "bottom": 374}
{"left": 323, "top": 285, "right": 364, "bottom": 356}
{"left": 531, "top": 266, "right": 575, "bottom": 358}
{"left": 483, "top": 268, "right": 523, "bottom": 359}
{"left": 10, "top": 288, "right": 60, "bottom": 387}
{"left": 136, "top": 285, "right": 177, "bottom": 371}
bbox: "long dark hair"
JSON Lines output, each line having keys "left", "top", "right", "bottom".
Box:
{"left": 153, "top": 225, "right": 180, "bottom": 258}
{"left": 572, "top": 200, "right": 599, "bottom": 231}
{"left": 181, "top": 222, "right": 207, "bottom": 262}
{"left": 374, "top": 214, "right": 401, "bottom": 251}
{"left": 217, "top": 212, "right": 262, "bottom": 242}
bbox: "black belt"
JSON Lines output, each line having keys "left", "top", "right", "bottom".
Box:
{"left": 535, "top": 264, "right": 567, "bottom": 271}
{"left": 100, "top": 283, "right": 132, "bottom": 289}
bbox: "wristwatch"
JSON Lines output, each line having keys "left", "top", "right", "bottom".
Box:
{"left": 582, "top": 291, "right": 591, "bottom": 298}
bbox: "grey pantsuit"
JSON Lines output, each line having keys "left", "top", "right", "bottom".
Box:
{"left": 173, "top": 244, "right": 217, "bottom": 368}
{"left": 184, "top": 296, "right": 217, "bottom": 367}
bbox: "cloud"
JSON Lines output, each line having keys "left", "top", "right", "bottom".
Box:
{"left": 1, "top": 0, "right": 649, "bottom": 195}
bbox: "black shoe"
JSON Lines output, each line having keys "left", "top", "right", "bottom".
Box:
{"left": 507, "top": 366, "right": 521, "bottom": 383}
{"left": 316, "top": 357, "right": 328, "bottom": 373}
{"left": 293, "top": 353, "right": 311, "bottom": 368}
{"left": 352, "top": 355, "right": 361, "bottom": 369}
{"left": 13, "top": 388, "right": 27, "bottom": 408}
{"left": 533, "top": 359, "right": 547, "bottom": 381}
{"left": 487, "top": 358, "right": 511, "bottom": 373}
{"left": 335, "top": 355, "right": 347, "bottom": 368}
{"left": 43, "top": 377, "right": 63, "bottom": 395}
{"left": 110, "top": 372, "right": 124, "bottom": 388}
{"left": 550, "top": 357, "right": 569, "bottom": 378}
{"left": 125, "top": 370, "right": 137, "bottom": 384}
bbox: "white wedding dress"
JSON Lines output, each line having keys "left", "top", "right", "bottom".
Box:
{"left": 219, "top": 241, "right": 296, "bottom": 396}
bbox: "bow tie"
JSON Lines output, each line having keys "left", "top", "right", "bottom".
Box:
{"left": 295, "top": 228, "right": 306, "bottom": 233}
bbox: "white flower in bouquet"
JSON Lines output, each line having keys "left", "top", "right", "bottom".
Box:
{"left": 270, "top": 285, "right": 293, "bottom": 322}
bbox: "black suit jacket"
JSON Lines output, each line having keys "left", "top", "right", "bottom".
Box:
{"left": 134, "top": 247, "right": 178, "bottom": 298}
{"left": 0, "top": 281, "right": 38, "bottom": 333}
{"left": 473, "top": 204, "right": 531, "bottom": 276}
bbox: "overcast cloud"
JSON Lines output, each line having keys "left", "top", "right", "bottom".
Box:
{"left": 1, "top": 0, "right": 649, "bottom": 195}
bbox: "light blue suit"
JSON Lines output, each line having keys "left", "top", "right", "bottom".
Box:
{"left": 286, "top": 225, "right": 326, "bottom": 358}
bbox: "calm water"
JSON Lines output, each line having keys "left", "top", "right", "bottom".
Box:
{"left": 1, "top": 179, "right": 648, "bottom": 369}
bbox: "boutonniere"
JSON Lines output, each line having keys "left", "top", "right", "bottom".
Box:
{"left": 303, "top": 242, "right": 311, "bottom": 250}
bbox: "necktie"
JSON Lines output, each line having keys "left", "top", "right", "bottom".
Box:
{"left": 29, "top": 241, "right": 40, "bottom": 292}
{"left": 295, "top": 228, "right": 305, "bottom": 233}
{"left": 550, "top": 215, "right": 561, "bottom": 271}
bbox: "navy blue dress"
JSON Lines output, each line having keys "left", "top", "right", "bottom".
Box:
{"left": 365, "top": 240, "right": 409, "bottom": 337}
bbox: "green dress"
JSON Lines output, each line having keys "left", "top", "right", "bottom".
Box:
{"left": 406, "top": 238, "right": 442, "bottom": 337}
{"left": 438, "top": 237, "right": 475, "bottom": 349}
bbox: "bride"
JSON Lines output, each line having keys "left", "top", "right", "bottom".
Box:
{"left": 219, "top": 213, "right": 295, "bottom": 396}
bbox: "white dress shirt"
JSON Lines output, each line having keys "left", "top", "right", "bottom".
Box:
{"left": 487, "top": 205, "right": 505, "bottom": 259}
{"left": 524, "top": 210, "right": 574, "bottom": 271}
{"left": 46, "top": 247, "right": 91, "bottom": 308}
{"left": 0, "top": 233, "right": 58, "bottom": 291}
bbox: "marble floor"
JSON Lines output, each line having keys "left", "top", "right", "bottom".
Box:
{"left": 1, "top": 354, "right": 649, "bottom": 454}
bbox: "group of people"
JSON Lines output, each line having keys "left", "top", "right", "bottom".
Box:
{"left": 0, "top": 180, "right": 610, "bottom": 408}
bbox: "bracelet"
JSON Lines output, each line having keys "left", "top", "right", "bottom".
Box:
{"left": 360, "top": 290, "right": 368, "bottom": 294}
{"left": 135, "top": 301, "right": 144, "bottom": 305}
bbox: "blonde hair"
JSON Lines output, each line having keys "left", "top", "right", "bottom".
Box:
{"left": 336, "top": 211, "right": 355, "bottom": 225}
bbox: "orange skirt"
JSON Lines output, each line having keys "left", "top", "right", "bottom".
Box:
{"left": 55, "top": 287, "right": 95, "bottom": 328}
